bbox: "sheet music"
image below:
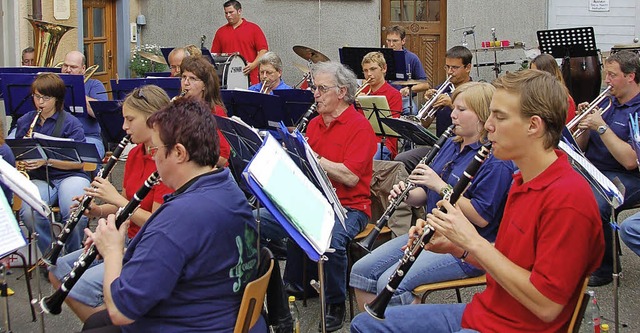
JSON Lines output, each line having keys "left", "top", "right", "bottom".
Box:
{"left": 32, "top": 132, "right": 74, "bottom": 142}
{"left": 0, "top": 191, "right": 27, "bottom": 258}
{"left": 229, "top": 115, "right": 262, "bottom": 138}
{"left": 0, "top": 156, "right": 51, "bottom": 217}
{"left": 558, "top": 141, "right": 624, "bottom": 208}
{"left": 247, "top": 135, "right": 335, "bottom": 254}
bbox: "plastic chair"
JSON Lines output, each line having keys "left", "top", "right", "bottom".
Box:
{"left": 234, "top": 247, "right": 274, "bottom": 333}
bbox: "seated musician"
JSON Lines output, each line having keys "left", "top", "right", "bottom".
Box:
{"left": 178, "top": 55, "right": 231, "bottom": 167}
{"left": 16, "top": 73, "right": 90, "bottom": 255}
{"left": 529, "top": 53, "right": 576, "bottom": 123}
{"left": 22, "top": 46, "right": 35, "bottom": 66}
{"left": 395, "top": 46, "right": 473, "bottom": 173}
{"left": 61, "top": 50, "right": 108, "bottom": 159}
{"left": 0, "top": 121, "right": 16, "bottom": 203}
{"left": 167, "top": 47, "right": 188, "bottom": 77}
{"left": 48, "top": 85, "right": 173, "bottom": 322}
{"left": 575, "top": 50, "right": 640, "bottom": 287}
{"left": 248, "top": 51, "right": 292, "bottom": 94}
{"left": 621, "top": 212, "right": 640, "bottom": 256}
{"left": 350, "top": 82, "right": 515, "bottom": 308}
{"left": 358, "top": 51, "right": 402, "bottom": 160}
{"left": 256, "top": 62, "right": 377, "bottom": 332}
{"left": 352, "top": 70, "right": 604, "bottom": 332}
{"left": 82, "top": 98, "right": 260, "bottom": 332}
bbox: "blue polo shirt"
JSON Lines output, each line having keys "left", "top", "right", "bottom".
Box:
{"left": 391, "top": 48, "right": 428, "bottom": 92}
{"left": 248, "top": 79, "right": 292, "bottom": 94}
{"left": 81, "top": 78, "right": 107, "bottom": 137}
{"left": 585, "top": 92, "right": 640, "bottom": 175}
{"left": 422, "top": 139, "right": 515, "bottom": 242}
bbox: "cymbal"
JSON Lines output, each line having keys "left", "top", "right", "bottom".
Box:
{"left": 293, "top": 62, "right": 310, "bottom": 74}
{"left": 392, "top": 79, "right": 428, "bottom": 86}
{"left": 138, "top": 51, "right": 167, "bottom": 64}
{"left": 293, "top": 45, "right": 329, "bottom": 63}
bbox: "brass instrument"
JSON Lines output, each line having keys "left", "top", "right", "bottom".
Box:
{"left": 355, "top": 77, "right": 373, "bottom": 96}
{"left": 567, "top": 85, "right": 613, "bottom": 139}
{"left": 84, "top": 64, "right": 100, "bottom": 83}
{"left": 27, "top": 18, "right": 75, "bottom": 67}
{"left": 415, "top": 75, "right": 453, "bottom": 128}
{"left": 259, "top": 79, "right": 271, "bottom": 94}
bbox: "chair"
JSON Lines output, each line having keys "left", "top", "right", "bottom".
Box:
{"left": 413, "top": 274, "right": 487, "bottom": 304}
{"left": 234, "top": 247, "right": 274, "bottom": 333}
{"left": 567, "top": 277, "right": 590, "bottom": 333}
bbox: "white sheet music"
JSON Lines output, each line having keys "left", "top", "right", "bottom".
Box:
{"left": 558, "top": 141, "right": 624, "bottom": 208}
{"left": 32, "top": 132, "right": 74, "bottom": 142}
{"left": 0, "top": 192, "right": 27, "bottom": 258}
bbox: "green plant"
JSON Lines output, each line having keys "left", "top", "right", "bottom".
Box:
{"left": 129, "top": 44, "right": 168, "bottom": 77}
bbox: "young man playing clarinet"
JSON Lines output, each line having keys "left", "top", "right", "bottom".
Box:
{"left": 82, "top": 98, "right": 261, "bottom": 332}
{"left": 352, "top": 70, "right": 604, "bottom": 332}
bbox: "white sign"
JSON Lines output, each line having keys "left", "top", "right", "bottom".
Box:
{"left": 54, "top": 0, "right": 71, "bottom": 20}
{"left": 589, "top": 0, "right": 610, "bottom": 12}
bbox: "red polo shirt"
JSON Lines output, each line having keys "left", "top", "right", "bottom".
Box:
{"left": 306, "top": 105, "right": 377, "bottom": 217}
{"left": 362, "top": 82, "right": 403, "bottom": 158}
{"left": 211, "top": 18, "right": 268, "bottom": 85}
{"left": 212, "top": 104, "right": 231, "bottom": 163}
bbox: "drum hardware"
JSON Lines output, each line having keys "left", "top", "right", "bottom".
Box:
{"left": 610, "top": 43, "right": 640, "bottom": 56}
{"left": 292, "top": 45, "right": 330, "bottom": 63}
{"left": 212, "top": 54, "right": 249, "bottom": 90}
{"left": 391, "top": 79, "right": 428, "bottom": 114}
{"left": 200, "top": 35, "right": 206, "bottom": 49}
{"left": 293, "top": 62, "right": 313, "bottom": 89}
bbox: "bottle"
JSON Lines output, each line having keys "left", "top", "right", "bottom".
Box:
{"left": 601, "top": 323, "right": 610, "bottom": 332}
{"left": 587, "top": 290, "right": 601, "bottom": 333}
{"left": 288, "top": 295, "right": 300, "bottom": 333}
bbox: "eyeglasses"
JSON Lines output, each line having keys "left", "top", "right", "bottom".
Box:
{"left": 444, "top": 65, "right": 463, "bottom": 71}
{"left": 148, "top": 144, "right": 170, "bottom": 157}
{"left": 132, "top": 87, "right": 150, "bottom": 104}
{"left": 181, "top": 75, "right": 202, "bottom": 84}
{"left": 33, "top": 94, "right": 53, "bottom": 102}
{"left": 386, "top": 38, "right": 401, "bottom": 43}
{"left": 310, "top": 84, "right": 338, "bottom": 94}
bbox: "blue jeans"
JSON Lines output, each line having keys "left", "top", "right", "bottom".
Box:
{"left": 621, "top": 212, "right": 640, "bottom": 257}
{"left": 351, "top": 303, "right": 478, "bottom": 332}
{"left": 401, "top": 96, "right": 418, "bottom": 116}
{"left": 350, "top": 234, "right": 483, "bottom": 305}
{"left": 255, "top": 207, "right": 368, "bottom": 304}
{"left": 592, "top": 170, "right": 640, "bottom": 276}
{"left": 21, "top": 176, "right": 90, "bottom": 254}
{"left": 374, "top": 144, "right": 392, "bottom": 161}
{"left": 85, "top": 135, "right": 105, "bottom": 160}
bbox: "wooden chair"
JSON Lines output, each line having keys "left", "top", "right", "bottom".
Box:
{"left": 567, "top": 277, "right": 590, "bottom": 333}
{"left": 413, "top": 274, "right": 487, "bottom": 304}
{"left": 234, "top": 247, "right": 274, "bottom": 333}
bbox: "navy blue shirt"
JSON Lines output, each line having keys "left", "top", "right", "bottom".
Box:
{"left": 80, "top": 78, "right": 107, "bottom": 137}
{"left": 112, "top": 168, "right": 259, "bottom": 332}
{"left": 0, "top": 143, "right": 15, "bottom": 203}
{"left": 391, "top": 48, "right": 428, "bottom": 93}
{"left": 585, "top": 92, "right": 640, "bottom": 175}
{"left": 15, "top": 110, "right": 88, "bottom": 181}
{"left": 422, "top": 139, "right": 515, "bottom": 242}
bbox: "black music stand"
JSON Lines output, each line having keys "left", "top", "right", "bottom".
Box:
{"left": 272, "top": 89, "right": 315, "bottom": 127}
{"left": 110, "top": 77, "right": 181, "bottom": 100}
{"left": 220, "top": 90, "right": 286, "bottom": 130}
{"left": 144, "top": 72, "right": 171, "bottom": 78}
{"left": 0, "top": 67, "right": 61, "bottom": 99}
{"left": 58, "top": 74, "right": 88, "bottom": 117}
{"left": 339, "top": 47, "right": 399, "bottom": 80}
{"left": 380, "top": 117, "right": 437, "bottom": 147}
{"left": 161, "top": 47, "right": 214, "bottom": 65}
{"left": 7, "top": 138, "right": 101, "bottom": 165}
{"left": 89, "top": 101, "right": 126, "bottom": 145}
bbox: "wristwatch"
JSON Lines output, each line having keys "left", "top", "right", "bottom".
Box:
{"left": 597, "top": 125, "right": 609, "bottom": 135}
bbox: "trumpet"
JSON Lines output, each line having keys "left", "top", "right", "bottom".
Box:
{"left": 416, "top": 75, "right": 453, "bottom": 128}
{"left": 357, "top": 125, "right": 455, "bottom": 252}
{"left": 355, "top": 77, "right": 373, "bottom": 97}
{"left": 259, "top": 79, "right": 271, "bottom": 94}
{"left": 567, "top": 86, "right": 612, "bottom": 139}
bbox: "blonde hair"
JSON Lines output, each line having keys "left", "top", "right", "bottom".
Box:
{"left": 122, "top": 85, "right": 170, "bottom": 117}
{"left": 450, "top": 82, "right": 495, "bottom": 143}
{"left": 361, "top": 51, "right": 387, "bottom": 69}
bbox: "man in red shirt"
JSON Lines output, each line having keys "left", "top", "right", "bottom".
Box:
{"left": 210, "top": 0, "right": 268, "bottom": 85}
{"left": 351, "top": 70, "right": 604, "bottom": 332}
{"left": 358, "top": 51, "right": 403, "bottom": 160}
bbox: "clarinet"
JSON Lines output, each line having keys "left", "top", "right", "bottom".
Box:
{"left": 42, "top": 135, "right": 132, "bottom": 266}
{"left": 40, "top": 171, "right": 161, "bottom": 315}
{"left": 295, "top": 102, "right": 317, "bottom": 133}
{"left": 365, "top": 144, "right": 492, "bottom": 320}
{"left": 357, "top": 125, "right": 455, "bottom": 252}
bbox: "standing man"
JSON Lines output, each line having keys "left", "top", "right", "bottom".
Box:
{"left": 395, "top": 46, "right": 473, "bottom": 173}
{"left": 61, "top": 50, "right": 107, "bottom": 159}
{"left": 167, "top": 47, "right": 188, "bottom": 77}
{"left": 248, "top": 51, "right": 292, "bottom": 94}
{"left": 83, "top": 98, "right": 260, "bottom": 332}
{"left": 385, "top": 25, "right": 429, "bottom": 115}
{"left": 22, "top": 47, "right": 35, "bottom": 66}
{"left": 352, "top": 69, "right": 604, "bottom": 333}
{"left": 211, "top": 0, "right": 268, "bottom": 85}
{"left": 359, "top": 51, "right": 402, "bottom": 160}
{"left": 575, "top": 50, "right": 640, "bottom": 287}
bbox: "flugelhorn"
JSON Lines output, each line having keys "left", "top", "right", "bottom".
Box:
{"left": 566, "top": 85, "right": 612, "bottom": 139}
{"left": 416, "top": 75, "right": 453, "bottom": 128}
{"left": 365, "top": 144, "right": 492, "bottom": 320}
{"left": 355, "top": 77, "right": 373, "bottom": 96}
{"left": 357, "top": 125, "right": 455, "bottom": 252}
{"left": 40, "top": 171, "right": 160, "bottom": 315}
{"left": 41, "top": 135, "right": 131, "bottom": 266}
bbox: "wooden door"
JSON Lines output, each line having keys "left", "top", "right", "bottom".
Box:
{"left": 381, "top": 0, "right": 447, "bottom": 87}
{"left": 83, "top": 0, "right": 117, "bottom": 90}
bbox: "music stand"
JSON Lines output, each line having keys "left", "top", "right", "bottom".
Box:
{"left": 357, "top": 95, "right": 401, "bottom": 159}
{"left": 110, "top": 77, "right": 181, "bottom": 100}
{"left": 0, "top": 67, "right": 61, "bottom": 99}
{"left": 89, "top": 101, "right": 126, "bottom": 144}
{"left": 272, "top": 89, "right": 315, "bottom": 127}
{"left": 144, "top": 72, "right": 171, "bottom": 78}
{"left": 7, "top": 138, "right": 101, "bottom": 165}
{"left": 220, "top": 90, "right": 286, "bottom": 130}
{"left": 160, "top": 47, "right": 214, "bottom": 65}
{"left": 380, "top": 117, "right": 437, "bottom": 147}
{"left": 58, "top": 74, "right": 88, "bottom": 117}
{"left": 339, "top": 47, "right": 398, "bottom": 81}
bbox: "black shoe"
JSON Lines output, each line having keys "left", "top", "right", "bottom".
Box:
{"left": 319, "top": 302, "right": 345, "bottom": 332}
{"left": 284, "top": 282, "right": 318, "bottom": 299}
{"left": 588, "top": 274, "right": 613, "bottom": 287}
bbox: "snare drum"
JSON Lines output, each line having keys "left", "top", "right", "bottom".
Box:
{"left": 212, "top": 54, "right": 249, "bottom": 90}
{"left": 610, "top": 44, "right": 640, "bottom": 56}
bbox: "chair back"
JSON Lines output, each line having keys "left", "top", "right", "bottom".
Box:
{"left": 234, "top": 247, "right": 274, "bottom": 333}
{"left": 567, "top": 277, "right": 590, "bottom": 333}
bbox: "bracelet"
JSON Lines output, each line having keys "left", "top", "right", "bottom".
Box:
{"left": 459, "top": 250, "right": 469, "bottom": 262}
{"left": 439, "top": 184, "right": 453, "bottom": 198}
